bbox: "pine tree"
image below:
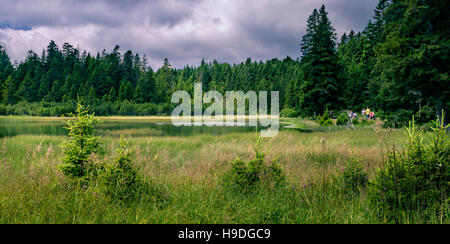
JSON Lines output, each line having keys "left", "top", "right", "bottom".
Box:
{"left": 301, "top": 9, "right": 319, "bottom": 58}
{"left": 2, "top": 76, "right": 13, "bottom": 103}
{"left": 299, "top": 5, "right": 340, "bottom": 116}
{"left": 107, "top": 45, "right": 122, "bottom": 91}
{"left": 46, "top": 79, "right": 63, "bottom": 102}
{"left": 0, "top": 45, "right": 12, "bottom": 86}
{"left": 155, "top": 58, "right": 174, "bottom": 103}
{"left": 17, "top": 72, "right": 34, "bottom": 102}
{"left": 373, "top": 0, "right": 449, "bottom": 120}
{"left": 118, "top": 81, "right": 127, "bottom": 101}
{"left": 124, "top": 81, "right": 134, "bottom": 101}
{"left": 122, "top": 50, "right": 135, "bottom": 85}
{"left": 107, "top": 87, "right": 117, "bottom": 102}
{"left": 86, "top": 86, "right": 98, "bottom": 105}
{"left": 337, "top": 31, "right": 368, "bottom": 107}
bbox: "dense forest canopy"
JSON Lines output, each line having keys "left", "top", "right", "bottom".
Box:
{"left": 0, "top": 0, "right": 448, "bottom": 126}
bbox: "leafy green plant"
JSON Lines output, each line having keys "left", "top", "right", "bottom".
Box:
{"left": 377, "top": 109, "right": 413, "bottom": 128}
{"left": 414, "top": 106, "right": 435, "bottom": 124}
{"left": 100, "top": 137, "right": 166, "bottom": 203}
{"left": 368, "top": 114, "right": 449, "bottom": 220}
{"left": 100, "top": 136, "right": 138, "bottom": 201}
{"left": 336, "top": 113, "right": 349, "bottom": 126}
{"left": 59, "top": 102, "right": 101, "bottom": 177}
{"left": 280, "top": 108, "right": 299, "bottom": 118}
{"left": 223, "top": 135, "right": 285, "bottom": 193}
{"left": 338, "top": 154, "right": 368, "bottom": 196}
{"left": 359, "top": 118, "right": 375, "bottom": 126}
{"left": 316, "top": 109, "right": 333, "bottom": 126}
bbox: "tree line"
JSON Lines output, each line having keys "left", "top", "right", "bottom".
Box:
{"left": 0, "top": 0, "right": 448, "bottom": 125}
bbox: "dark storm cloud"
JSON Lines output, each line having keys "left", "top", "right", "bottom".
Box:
{"left": 0, "top": 0, "right": 198, "bottom": 28}
{"left": 327, "top": 0, "right": 379, "bottom": 32}
{"left": 0, "top": 0, "right": 378, "bottom": 68}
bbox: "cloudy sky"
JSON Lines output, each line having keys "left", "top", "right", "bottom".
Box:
{"left": 0, "top": 0, "right": 378, "bottom": 68}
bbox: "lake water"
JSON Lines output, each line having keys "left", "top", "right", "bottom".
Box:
{"left": 0, "top": 118, "right": 287, "bottom": 137}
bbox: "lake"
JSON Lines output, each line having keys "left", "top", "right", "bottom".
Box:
{"left": 0, "top": 117, "right": 289, "bottom": 137}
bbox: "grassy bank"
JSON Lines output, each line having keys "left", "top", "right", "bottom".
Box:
{"left": 0, "top": 117, "right": 447, "bottom": 224}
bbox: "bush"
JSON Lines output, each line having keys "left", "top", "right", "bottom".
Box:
{"left": 0, "top": 101, "right": 176, "bottom": 116}
{"left": 368, "top": 115, "right": 449, "bottom": 220}
{"left": 338, "top": 155, "right": 368, "bottom": 196}
{"left": 377, "top": 109, "right": 414, "bottom": 128}
{"left": 359, "top": 118, "right": 375, "bottom": 126}
{"left": 223, "top": 136, "right": 285, "bottom": 193}
{"left": 156, "top": 103, "right": 170, "bottom": 115}
{"left": 59, "top": 102, "right": 101, "bottom": 177}
{"left": 316, "top": 109, "right": 333, "bottom": 126}
{"left": 93, "top": 102, "right": 115, "bottom": 116}
{"left": 100, "top": 137, "right": 166, "bottom": 203}
{"left": 0, "top": 104, "right": 7, "bottom": 115}
{"left": 135, "top": 103, "right": 157, "bottom": 115}
{"left": 280, "top": 108, "right": 298, "bottom": 118}
{"left": 101, "top": 137, "right": 138, "bottom": 200}
{"left": 415, "top": 105, "right": 435, "bottom": 124}
{"left": 57, "top": 101, "right": 167, "bottom": 203}
{"left": 336, "top": 113, "right": 349, "bottom": 126}
{"left": 119, "top": 100, "right": 135, "bottom": 115}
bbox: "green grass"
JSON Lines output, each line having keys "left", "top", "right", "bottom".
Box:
{"left": 0, "top": 117, "right": 446, "bottom": 224}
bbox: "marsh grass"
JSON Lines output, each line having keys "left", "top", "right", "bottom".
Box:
{"left": 0, "top": 118, "right": 446, "bottom": 223}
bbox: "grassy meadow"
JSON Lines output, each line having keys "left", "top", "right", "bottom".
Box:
{"left": 0, "top": 116, "right": 447, "bottom": 224}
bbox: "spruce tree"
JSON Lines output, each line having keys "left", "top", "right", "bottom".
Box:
{"left": 373, "top": 0, "right": 449, "bottom": 120}
{"left": 299, "top": 5, "right": 340, "bottom": 116}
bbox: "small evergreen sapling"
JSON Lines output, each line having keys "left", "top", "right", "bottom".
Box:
{"left": 59, "top": 102, "right": 101, "bottom": 177}
{"left": 101, "top": 136, "right": 140, "bottom": 201}
{"left": 224, "top": 135, "right": 285, "bottom": 193}
{"left": 339, "top": 154, "right": 368, "bottom": 196}
{"left": 100, "top": 136, "right": 168, "bottom": 203}
{"left": 368, "top": 114, "right": 449, "bottom": 219}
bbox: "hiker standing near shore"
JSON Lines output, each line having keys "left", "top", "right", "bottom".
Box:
{"left": 365, "top": 108, "right": 371, "bottom": 119}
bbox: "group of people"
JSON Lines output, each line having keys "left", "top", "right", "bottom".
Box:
{"left": 347, "top": 107, "right": 376, "bottom": 121}
{"left": 362, "top": 108, "right": 375, "bottom": 120}
{"left": 348, "top": 110, "right": 358, "bottom": 120}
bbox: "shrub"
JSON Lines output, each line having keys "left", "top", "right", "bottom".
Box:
{"left": 336, "top": 113, "right": 349, "bottom": 126}
{"left": 223, "top": 136, "right": 285, "bottom": 193}
{"left": 415, "top": 105, "right": 435, "bottom": 124}
{"left": 100, "top": 137, "right": 165, "bottom": 203}
{"left": 338, "top": 155, "right": 368, "bottom": 196}
{"left": 0, "top": 101, "right": 177, "bottom": 116}
{"left": 59, "top": 102, "right": 101, "bottom": 177}
{"left": 135, "top": 103, "right": 157, "bottom": 115}
{"left": 156, "top": 103, "right": 169, "bottom": 115}
{"left": 119, "top": 100, "right": 135, "bottom": 115}
{"left": 93, "top": 102, "right": 115, "bottom": 116}
{"left": 0, "top": 104, "right": 7, "bottom": 115}
{"left": 100, "top": 137, "right": 139, "bottom": 201}
{"left": 377, "top": 109, "right": 413, "bottom": 128}
{"left": 368, "top": 114, "right": 449, "bottom": 220}
{"left": 316, "top": 110, "right": 333, "bottom": 126}
{"left": 359, "top": 118, "right": 375, "bottom": 126}
{"left": 280, "top": 108, "right": 298, "bottom": 118}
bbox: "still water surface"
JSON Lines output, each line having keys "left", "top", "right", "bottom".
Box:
{"left": 0, "top": 118, "right": 286, "bottom": 137}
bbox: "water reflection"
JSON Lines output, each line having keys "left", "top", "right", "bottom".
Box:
{"left": 0, "top": 119, "right": 282, "bottom": 137}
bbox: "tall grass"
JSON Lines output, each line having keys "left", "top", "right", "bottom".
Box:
{"left": 0, "top": 121, "right": 446, "bottom": 223}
